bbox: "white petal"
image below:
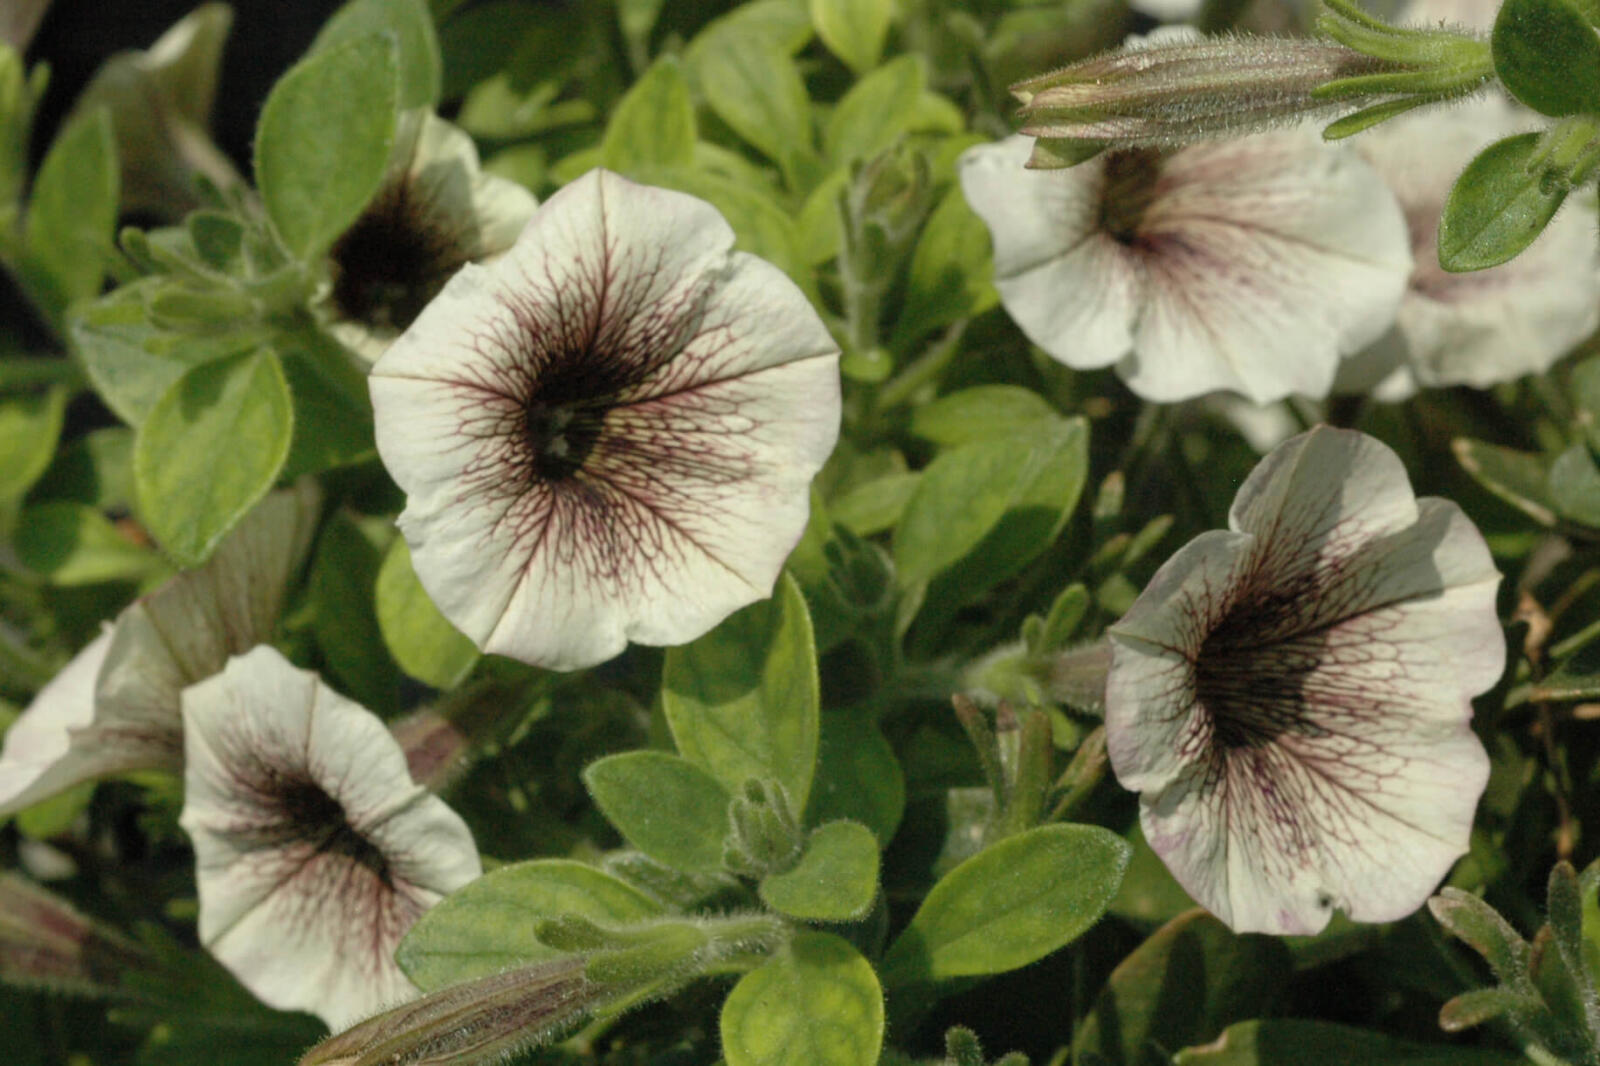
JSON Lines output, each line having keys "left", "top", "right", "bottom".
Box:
{"left": 372, "top": 169, "right": 840, "bottom": 669}
{"left": 0, "top": 631, "right": 112, "bottom": 816}
{"left": 180, "top": 647, "right": 480, "bottom": 1028}
{"left": 958, "top": 137, "right": 1139, "bottom": 369}
{"left": 1120, "top": 133, "right": 1411, "bottom": 403}
{"left": 406, "top": 111, "right": 537, "bottom": 259}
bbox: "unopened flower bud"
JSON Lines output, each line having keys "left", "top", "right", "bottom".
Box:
{"left": 0, "top": 873, "right": 150, "bottom": 997}
{"left": 300, "top": 957, "right": 600, "bottom": 1066}
{"left": 1014, "top": 35, "right": 1388, "bottom": 152}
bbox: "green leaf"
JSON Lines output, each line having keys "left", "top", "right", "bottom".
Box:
{"left": 601, "top": 57, "right": 696, "bottom": 173}
{"left": 880, "top": 823, "right": 1130, "bottom": 986}
{"left": 830, "top": 471, "right": 919, "bottom": 536}
{"left": 896, "top": 416, "right": 1088, "bottom": 638}
{"left": 310, "top": 0, "right": 441, "bottom": 109}
{"left": 584, "top": 751, "right": 733, "bottom": 874}
{"left": 133, "top": 349, "right": 293, "bottom": 567}
{"left": 824, "top": 55, "right": 923, "bottom": 166}
{"left": 1073, "top": 909, "right": 1292, "bottom": 1066}
{"left": 908, "top": 386, "right": 1057, "bottom": 448}
{"left": 1574, "top": 351, "right": 1600, "bottom": 454}
{"left": 1493, "top": 0, "right": 1600, "bottom": 116}
{"left": 1452, "top": 437, "right": 1559, "bottom": 526}
{"left": 0, "top": 386, "right": 66, "bottom": 505}
{"left": 810, "top": 0, "right": 893, "bottom": 75}
{"left": 697, "top": 37, "right": 818, "bottom": 190}
{"left": 397, "top": 859, "right": 663, "bottom": 989}
{"left": 1548, "top": 443, "right": 1600, "bottom": 527}
{"left": 13, "top": 501, "right": 167, "bottom": 585}
{"left": 759, "top": 820, "right": 880, "bottom": 921}
{"left": 375, "top": 537, "right": 479, "bottom": 688}
{"left": 278, "top": 341, "right": 375, "bottom": 480}
{"left": 890, "top": 188, "right": 998, "bottom": 351}
{"left": 22, "top": 107, "right": 118, "bottom": 322}
{"left": 307, "top": 513, "right": 400, "bottom": 713}
{"left": 1172, "top": 1019, "right": 1528, "bottom": 1065}
{"left": 804, "top": 711, "right": 904, "bottom": 844}
{"left": 1438, "top": 132, "right": 1567, "bottom": 272}
{"left": 619, "top": 0, "right": 668, "bottom": 54}
{"left": 30, "top": 426, "right": 134, "bottom": 510}
{"left": 663, "top": 573, "right": 820, "bottom": 813}
{"left": 722, "top": 932, "right": 884, "bottom": 1066}
{"left": 255, "top": 34, "right": 398, "bottom": 260}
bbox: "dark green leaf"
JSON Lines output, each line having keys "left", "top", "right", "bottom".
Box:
{"left": 1438, "top": 132, "right": 1567, "bottom": 272}
{"left": 1547, "top": 443, "right": 1600, "bottom": 527}
{"left": 804, "top": 710, "right": 904, "bottom": 844}
{"left": 22, "top": 107, "right": 118, "bottom": 322}
{"left": 13, "top": 501, "right": 166, "bottom": 585}
{"left": 1172, "top": 1019, "right": 1528, "bottom": 1064}
{"left": 0, "top": 386, "right": 66, "bottom": 504}
{"left": 1452, "top": 437, "right": 1559, "bottom": 525}
{"left": 255, "top": 35, "right": 399, "bottom": 259}
{"left": 1493, "top": 0, "right": 1600, "bottom": 116}
{"left": 308, "top": 512, "right": 400, "bottom": 712}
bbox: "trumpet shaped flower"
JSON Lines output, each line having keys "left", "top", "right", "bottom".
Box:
{"left": 1335, "top": 99, "right": 1600, "bottom": 398}
{"left": 1106, "top": 426, "right": 1502, "bottom": 935}
{"left": 959, "top": 132, "right": 1412, "bottom": 403}
{"left": 369, "top": 168, "right": 841, "bottom": 670}
{"left": 180, "top": 646, "right": 481, "bottom": 1028}
{"left": 0, "top": 485, "right": 319, "bottom": 817}
{"left": 324, "top": 111, "right": 538, "bottom": 361}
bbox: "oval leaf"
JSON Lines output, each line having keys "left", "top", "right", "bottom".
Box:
{"left": 583, "top": 751, "right": 732, "bottom": 874}
{"left": 255, "top": 34, "right": 398, "bottom": 259}
{"left": 0, "top": 386, "right": 67, "bottom": 505}
{"left": 1493, "top": 0, "right": 1600, "bottom": 116}
{"left": 601, "top": 56, "right": 696, "bottom": 173}
{"left": 23, "top": 107, "right": 118, "bottom": 322}
{"left": 759, "top": 820, "right": 880, "bottom": 921}
{"left": 880, "top": 823, "right": 1130, "bottom": 986}
{"left": 1438, "top": 132, "right": 1567, "bottom": 272}
{"left": 133, "top": 349, "right": 293, "bottom": 567}
{"left": 14, "top": 501, "right": 168, "bottom": 586}
{"left": 397, "top": 860, "right": 663, "bottom": 990}
{"left": 310, "top": 0, "right": 441, "bottom": 109}
{"left": 375, "top": 536, "right": 479, "bottom": 688}
{"left": 663, "top": 573, "right": 820, "bottom": 813}
{"left": 697, "top": 36, "right": 818, "bottom": 189}
{"left": 810, "top": 0, "right": 893, "bottom": 75}
{"left": 721, "top": 932, "right": 884, "bottom": 1066}
{"left": 804, "top": 711, "right": 904, "bottom": 844}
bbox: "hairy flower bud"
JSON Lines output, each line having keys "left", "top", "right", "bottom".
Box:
{"left": 1014, "top": 35, "right": 1389, "bottom": 152}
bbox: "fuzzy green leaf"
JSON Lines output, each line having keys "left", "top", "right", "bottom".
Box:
{"left": 375, "top": 537, "right": 479, "bottom": 688}
{"left": 310, "top": 0, "right": 441, "bottom": 109}
{"left": 22, "top": 107, "right": 118, "bottom": 322}
{"left": 722, "top": 932, "right": 884, "bottom": 1066}
{"left": 759, "top": 820, "right": 880, "bottom": 921}
{"left": 1493, "top": 0, "right": 1600, "bottom": 116}
{"left": 1437, "top": 132, "right": 1566, "bottom": 272}
{"left": 584, "top": 752, "right": 733, "bottom": 874}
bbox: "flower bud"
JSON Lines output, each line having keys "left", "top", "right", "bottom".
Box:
{"left": 0, "top": 874, "right": 150, "bottom": 997}
{"left": 1013, "top": 35, "right": 1388, "bottom": 152}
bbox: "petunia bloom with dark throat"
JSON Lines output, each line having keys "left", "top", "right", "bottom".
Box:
{"left": 369, "top": 168, "right": 841, "bottom": 670}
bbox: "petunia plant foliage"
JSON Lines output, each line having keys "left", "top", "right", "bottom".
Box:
{"left": 4, "top": 0, "right": 1600, "bottom": 1064}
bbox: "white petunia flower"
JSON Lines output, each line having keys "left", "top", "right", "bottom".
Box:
{"left": 322, "top": 110, "right": 539, "bottom": 362}
{"left": 369, "top": 168, "right": 841, "bottom": 671}
{"left": 1335, "top": 99, "right": 1600, "bottom": 399}
{"left": 1105, "top": 426, "right": 1502, "bottom": 935}
{"left": 958, "top": 132, "right": 1412, "bottom": 404}
{"left": 0, "top": 485, "right": 319, "bottom": 817}
{"left": 179, "top": 646, "right": 481, "bottom": 1029}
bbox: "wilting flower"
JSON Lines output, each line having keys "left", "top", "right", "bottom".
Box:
{"left": 322, "top": 111, "right": 538, "bottom": 361}
{"left": 1335, "top": 99, "right": 1600, "bottom": 398}
{"left": 179, "top": 646, "right": 481, "bottom": 1028}
{"left": 959, "top": 132, "right": 1411, "bottom": 403}
{"left": 68, "top": 3, "right": 241, "bottom": 217}
{"left": 369, "top": 168, "right": 841, "bottom": 670}
{"left": 0, "top": 484, "right": 319, "bottom": 817}
{"left": 1105, "top": 426, "right": 1502, "bottom": 935}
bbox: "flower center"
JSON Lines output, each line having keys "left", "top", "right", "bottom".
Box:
{"left": 524, "top": 401, "right": 605, "bottom": 481}
{"left": 278, "top": 779, "right": 393, "bottom": 884}
{"left": 329, "top": 181, "right": 467, "bottom": 333}
{"left": 1098, "top": 148, "right": 1164, "bottom": 244}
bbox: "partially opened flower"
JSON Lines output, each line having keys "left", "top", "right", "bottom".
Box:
{"left": 1334, "top": 99, "right": 1600, "bottom": 398}
{"left": 1106, "top": 426, "right": 1502, "bottom": 935}
{"left": 0, "top": 484, "right": 319, "bottom": 817}
{"left": 370, "top": 168, "right": 841, "bottom": 670}
{"left": 959, "top": 133, "right": 1411, "bottom": 403}
{"left": 323, "top": 111, "right": 538, "bottom": 361}
{"left": 179, "top": 646, "right": 481, "bottom": 1028}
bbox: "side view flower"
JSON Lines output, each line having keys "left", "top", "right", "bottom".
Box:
{"left": 959, "top": 131, "right": 1412, "bottom": 403}
{"left": 321, "top": 110, "right": 539, "bottom": 362}
{"left": 179, "top": 646, "right": 482, "bottom": 1029}
{"left": 369, "top": 167, "right": 841, "bottom": 671}
{"left": 0, "top": 484, "right": 319, "bottom": 817}
{"left": 1105, "top": 426, "right": 1503, "bottom": 935}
